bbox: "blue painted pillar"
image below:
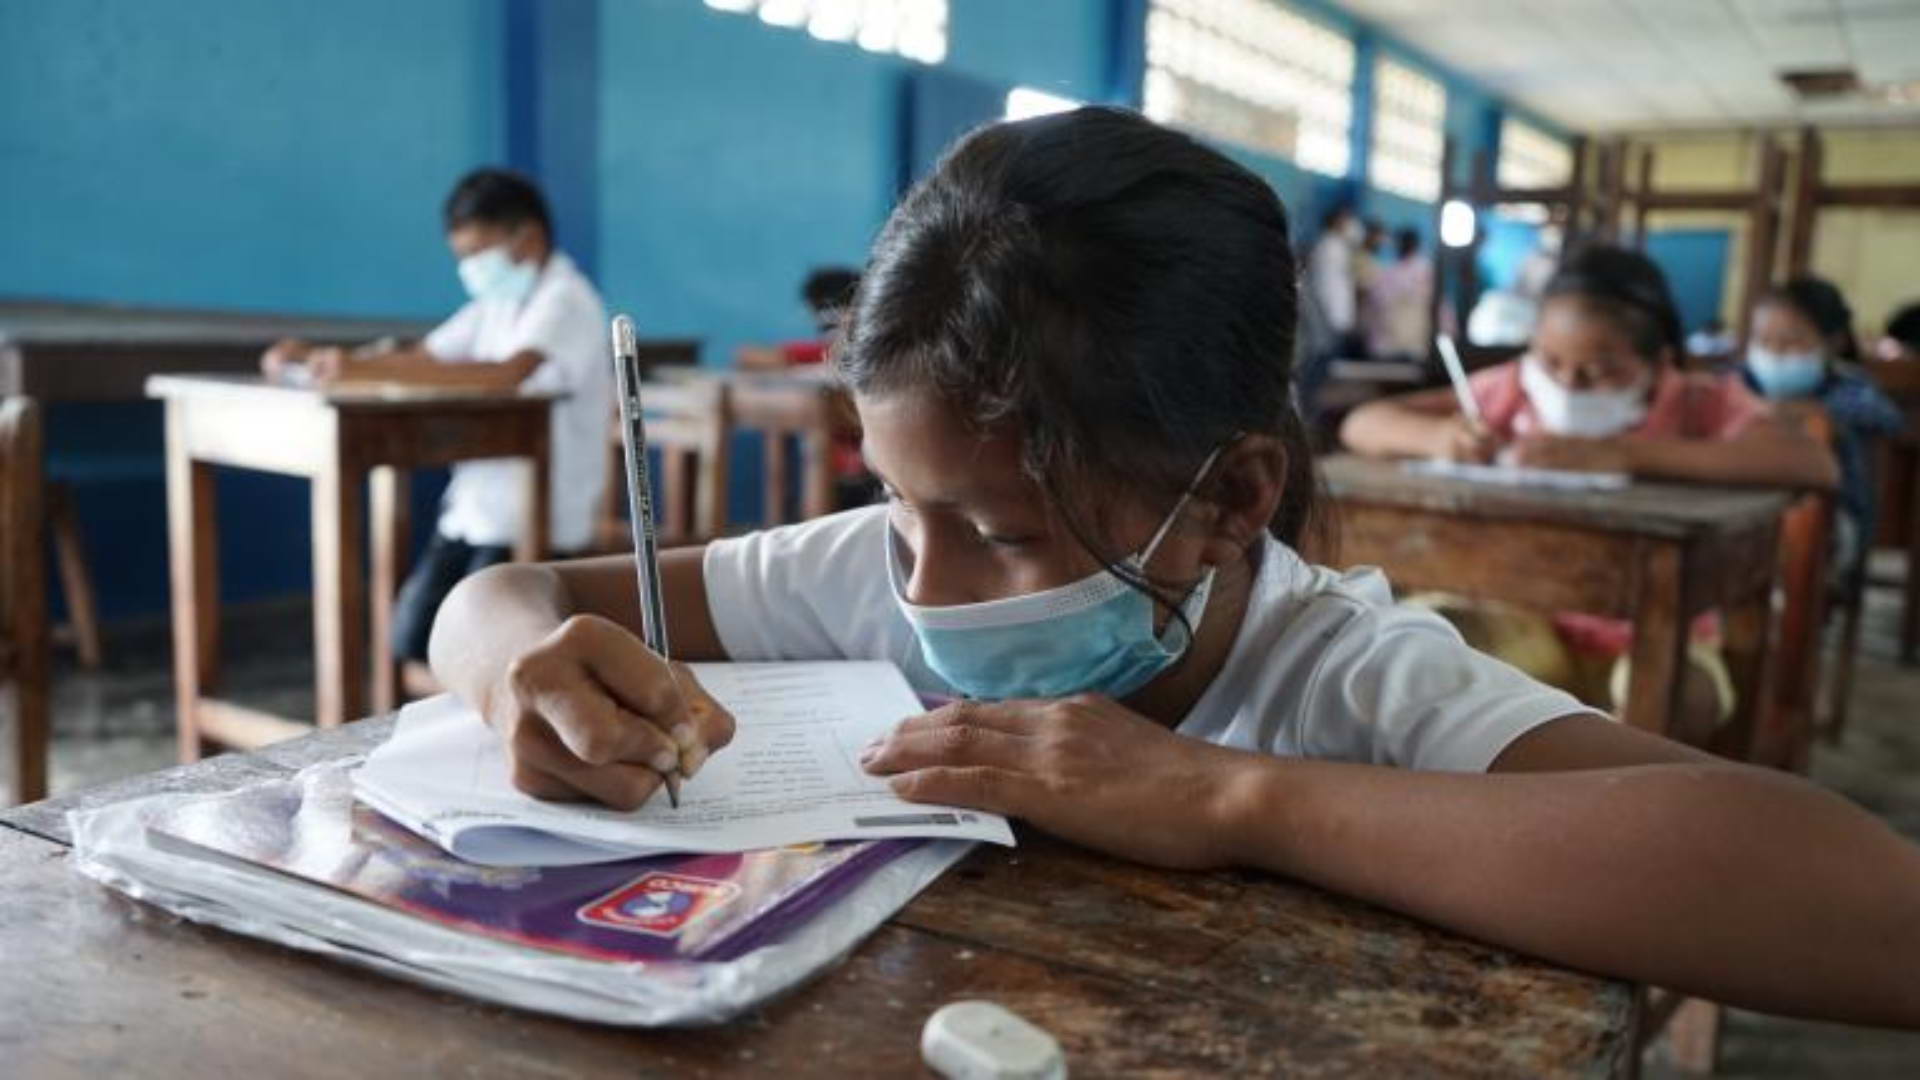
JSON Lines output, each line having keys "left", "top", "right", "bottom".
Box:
{"left": 1347, "top": 25, "right": 1376, "bottom": 208}
{"left": 504, "top": 0, "right": 600, "bottom": 278}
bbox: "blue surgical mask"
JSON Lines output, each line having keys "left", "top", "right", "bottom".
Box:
{"left": 888, "top": 451, "right": 1222, "bottom": 701}
{"left": 1746, "top": 345, "right": 1825, "bottom": 400}
{"left": 457, "top": 245, "right": 538, "bottom": 305}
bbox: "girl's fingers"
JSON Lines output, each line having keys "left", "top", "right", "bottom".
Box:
{"left": 893, "top": 698, "right": 1046, "bottom": 738}
{"left": 510, "top": 717, "right": 666, "bottom": 810}
{"left": 566, "top": 615, "right": 693, "bottom": 733}
{"left": 886, "top": 766, "right": 1030, "bottom": 817}
{"left": 530, "top": 682, "right": 681, "bottom": 772}
{"left": 668, "top": 662, "right": 737, "bottom": 752}
{"left": 861, "top": 722, "right": 1031, "bottom": 775}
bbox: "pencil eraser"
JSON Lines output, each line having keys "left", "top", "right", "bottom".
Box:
{"left": 921, "top": 1000, "right": 1066, "bottom": 1080}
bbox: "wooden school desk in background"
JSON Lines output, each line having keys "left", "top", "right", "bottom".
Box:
{"left": 1320, "top": 454, "right": 1793, "bottom": 753}
{"left": 0, "top": 301, "right": 440, "bottom": 670}
{"left": 145, "top": 375, "right": 554, "bottom": 758}
{"left": 0, "top": 719, "right": 1636, "bottom": 1078}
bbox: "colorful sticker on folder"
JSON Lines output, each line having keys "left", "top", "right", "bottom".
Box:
{"left": 577, "top": 872, "right": 743, "bottom": 938}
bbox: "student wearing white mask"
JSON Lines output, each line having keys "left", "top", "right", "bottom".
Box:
{"left": 1746, "top": 278, "right": 1904, "bottom": 578}
{"left": 1343, "top": 246, "right": 1836, "bottom": 742}
{"left": 260, "top": 168, "right": 611, "bottom": 680}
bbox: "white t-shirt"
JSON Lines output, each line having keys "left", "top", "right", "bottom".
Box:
{"left": 702, "top": 505, "right": 1596, "bottom": 773}
{"left": 423, "top": 251, "right": 610, "bottom": 552}
{"left": 1308, "top": 232, "right": 1357, "bottom": 334}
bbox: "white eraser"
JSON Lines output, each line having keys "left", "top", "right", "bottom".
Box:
{"left": 921, "top": 1000, "right": 1067, "bottom": 1080}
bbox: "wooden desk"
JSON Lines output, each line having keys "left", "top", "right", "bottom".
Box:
{"left": 0, "top": 300, "right": 436, "bottom": 403}
{"left": 0, "top": 721, "right": 1636, "bottom": 1077}
{"left": 661, "top": 368, "right": 859, "bottom": 525}
{"left": 1321, "top": 454, "right": 1793, "bottom": 753}
{"left": 145, "top": 376, "right": 554, "bottom": 757}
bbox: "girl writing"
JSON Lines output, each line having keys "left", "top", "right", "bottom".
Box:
{"left": 431, "top": 109, "right": 1920, "bottom": 1027}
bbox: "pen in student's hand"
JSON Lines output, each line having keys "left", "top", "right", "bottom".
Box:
{"left": 610, "top": 314, "right": 684, "bottom": 809}
{"left": 1435, "top": 333, "right": 1486, "bottom": 433}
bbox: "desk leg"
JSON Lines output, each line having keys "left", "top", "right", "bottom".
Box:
{"left": 801, "top": 432, "right": 834, "bottom": 521}
{"left": 369, "top": 467, "right": 409, "bottom": 716}
{"left": 312, "top": 454, "right": 368, "bottom": 730}
{"left": 515, "top": 431, "right": 550, "bottom": 563}
{"left": 765, "top": 433, "right": 792, "bottom": 527}
{"left": 163, "top": 408, "right": 219, "bottom": 764}
{"left": 1624, "top": 543, "right": 1689, "bottom": 739}
{"left": 1905, "top": 471, "right": 1919, "bottom": 665}
{"left": 1717, "top": 590, "right": 1775, "bottom": 765}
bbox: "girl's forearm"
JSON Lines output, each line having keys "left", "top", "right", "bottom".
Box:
{"left": 1623, "top": 434, "right": 1838, "bottom": 491}
{"left": 1340, "top": 400, "right": 1447, "bottom": 458}
{"left": 427, "top": 562, "right": 574, "bottom": 715}
{"left": 1215, "top": 755, "right": 1920, "bottom": 1025}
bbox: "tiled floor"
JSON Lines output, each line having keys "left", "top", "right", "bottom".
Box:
{"left": 10, "top": 563, "right": 1920, "bottom": 1074}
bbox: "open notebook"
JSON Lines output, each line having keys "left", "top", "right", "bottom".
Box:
{"left": 353, "top": 661, "right": 1015, "bottom": 867}
{"left": 1402, "top": 458, "right": 1631, "bottom": 491}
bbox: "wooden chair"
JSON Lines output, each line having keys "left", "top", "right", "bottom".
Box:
{"left": 594, "top": 377, "right": 732, "bottom": 550}
{"left": 1873, "top": 361, "right": 1920, "bottom": 663}
{"left": 47, "top": 482, "right": 103, "bottom": 668}
{"left": 2, "top": 398, "right": 51, "bottom": 805}
{"left": 1754, "top": 405, "right": 1835, "bottom": 770}
{"left": 731, "top": 378, "right": 855, "bottom": 526}
{"left": 1826, "top": 359, "right": 1920, "bottom": 742}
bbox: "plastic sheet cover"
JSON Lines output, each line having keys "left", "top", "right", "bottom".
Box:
{"left": 70, "top": 762, "right": 971, "bottom": 1026}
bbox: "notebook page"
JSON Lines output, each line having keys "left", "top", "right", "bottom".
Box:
{"left": 352, "top": 661, "right": 1013, "bottom": 866}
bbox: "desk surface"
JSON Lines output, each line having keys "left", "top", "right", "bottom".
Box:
{"left": 0, "top": 299, "right": 436, "bottom": 347}
{"left": 1321, "top": 453, "right": 1794, "bottom": 540}
{"left": 145, "top": 373, "right": 563, "bottom": 411}
{"left": 1, "top": 722, "right": 1634, "bottom": 1078}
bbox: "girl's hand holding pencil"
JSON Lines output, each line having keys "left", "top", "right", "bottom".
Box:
{"left": 484, "top": 613, "right": 735, "bottom": 811}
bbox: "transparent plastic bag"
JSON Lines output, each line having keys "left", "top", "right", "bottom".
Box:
{"left": 70, "top": 762, "right": 971, "bottom": 1026}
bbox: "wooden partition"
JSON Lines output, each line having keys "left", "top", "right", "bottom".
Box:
{"left": 1617, "top": 137, "right": 1790, "bottom": 339}
{"left": 1785, "top": 126, "right": 1920, "bottom": 277}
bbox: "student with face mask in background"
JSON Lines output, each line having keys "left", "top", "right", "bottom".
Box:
{"left": 1342, "top": 246, "right": 1837, "bottom": 741}
{"left": 261, "top": 168, "right": 611, "bottom": 673}
{"left": 1746, "top": 278, "right": 1905, "bottom": 578}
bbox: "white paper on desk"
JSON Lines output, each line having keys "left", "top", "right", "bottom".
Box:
{"left": 351, "top": 661, "right": 1014, "bottom": 866}
{"left": 1403, "top": 458, "right": 1631, "bottom": 491}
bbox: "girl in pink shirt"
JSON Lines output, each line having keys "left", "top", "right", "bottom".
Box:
{"left": 1343, "top": 246, "right": 1836, "bottom": 741}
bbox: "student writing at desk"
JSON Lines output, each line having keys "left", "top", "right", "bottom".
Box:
{"left": 430, "top": 110, "right": 1920, "bottom": 1030}
{"left": 259, "top": 168, "right": 611, "bottom": 678}
{"left": 1341, "top": 246, "right": 1837, "bottom": 741}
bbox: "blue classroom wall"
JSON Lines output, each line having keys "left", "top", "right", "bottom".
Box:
{"left": 0, "top": 0, "right": 503, "bottom": 317}
{"left": 4, "top": 0, "right": 1549, "bottom": 620}
{"left": 3, "top": 0, "right": 497, "bottom": 618}
{"left": 1644, "top": 229, "right": 1733, "bottom": 336}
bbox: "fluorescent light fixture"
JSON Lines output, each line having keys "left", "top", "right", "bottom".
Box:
{"left": 1440, "top": 199, "right": 1477, "bottom": 248}
{"left": 807, "top": 0, "right": 860, "bottom": 40}
{"left": 1005, "top": 86, "right": 1080, "bottom": 121}
{"left": 759, "top": 0, "right": 808, "bottom": 28}
{"left": 704, "top": 0, "right": 756, "bottom": 10}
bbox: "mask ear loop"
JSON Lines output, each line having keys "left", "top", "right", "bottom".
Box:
{"left": 1138, "top": 441, "right": 1233, "bottom": 570}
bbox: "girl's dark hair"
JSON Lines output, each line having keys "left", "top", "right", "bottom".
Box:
{"left": 801, "top": 267, "right": 862, "bottom": 315}
{"left": 1759, "top": 276, "right": 1860, "bottom": 362}
{"left": 443, "top": 168, "right": 552, "bottom": 237}
{"left": 1889, "top": 303, "right": 1920, "bottom": 352}
{"left": 836, "top": 106, "right": 1317, "bottom": 581}
{"left": 1542, "top": 245, "right": 1683, "bottom": 362}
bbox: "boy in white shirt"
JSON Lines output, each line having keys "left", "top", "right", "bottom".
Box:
{"left": 260, "top": 168, "right": 611, "bottom": 670}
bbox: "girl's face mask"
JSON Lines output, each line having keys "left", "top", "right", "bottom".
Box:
{"left": 887, "top": 451, "right": 1222, "bottom": 702}
{"left": 1745, "top": 345, "right": 1825, "bottom": 400}
{"left": 1520, "top": 355, "right": 1650, "bottom": 438}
